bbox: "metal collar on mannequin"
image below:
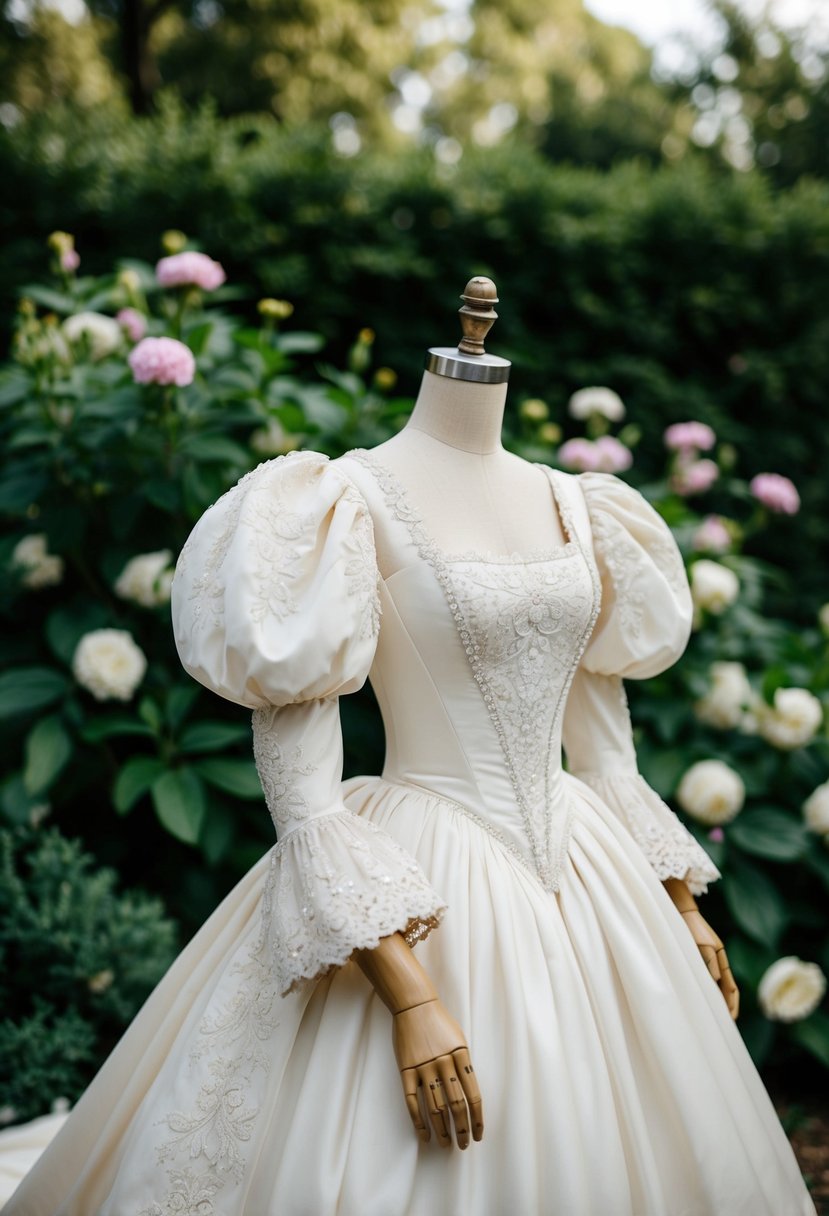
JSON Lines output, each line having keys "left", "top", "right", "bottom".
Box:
{"left": 424, "top": 276, "right": 511, "bottom": 385}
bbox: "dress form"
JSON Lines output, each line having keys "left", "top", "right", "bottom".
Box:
{"left": 372, "top": 278, "right": 570, "bottom": 557}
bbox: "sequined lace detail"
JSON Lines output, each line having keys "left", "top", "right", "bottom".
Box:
{"left": 251, "top": 707, "right": 315, "bottom": 830}
{"left": 348, "top": 450, "right": 603, "bottom": 893}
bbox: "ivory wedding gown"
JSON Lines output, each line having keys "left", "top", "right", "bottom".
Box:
{"left": 4, "top": 448, "right": 816, "bottom": 1216}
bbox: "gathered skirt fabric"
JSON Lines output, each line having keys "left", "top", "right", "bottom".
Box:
{"left": 3, "top": 776, "right": 816, "bottom": 1216}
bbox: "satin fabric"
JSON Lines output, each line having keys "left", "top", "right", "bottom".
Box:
{"left": 3, "top": 450, "right": 815, "bottom": 1216}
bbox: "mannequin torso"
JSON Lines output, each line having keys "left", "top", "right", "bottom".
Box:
{"left": 369, "top": 370, "right": 569, "bottom": 558}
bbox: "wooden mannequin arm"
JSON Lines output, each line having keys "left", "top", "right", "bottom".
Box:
{"left": 353, "top": 932, "right": 484, "bottom": 1149}
{"left": 662, "top": 878, "right": 739, "bottom": 1020}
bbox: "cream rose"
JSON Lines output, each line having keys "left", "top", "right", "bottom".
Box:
{"left": 803, "top": 782, "right": 829, "bottom": 837}
{"left": 757, "top": 956, "right": 827, "bottom": 1022}
{"left": 694, "top": 661, "right": 754, "bottom": 730}
{"left": 72, "top": 628, "right": 147, "bottom": 702}
{"left": 62, "top": 311, "right": 122, "bottom": 360}
{"left": 567, "top": 385, "right": 626, "bottom": 422}
{"left": 676, "top": 759, "right": 745, "bottom": 826}
{"left": 114, "top": 550, "right": 175, "bottom": 608}
{"left": 757, "top": 687, "right": 823, "bottom": 751}
{"left": 12, "top": 534, "right": 64, "bottom": 590}
{"left": 690, "top": 560, "right": 740, "bottom": 616}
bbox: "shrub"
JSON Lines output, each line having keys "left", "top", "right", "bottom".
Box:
{"left": 0, "top": 826, "right": 178, "bottom": 1121}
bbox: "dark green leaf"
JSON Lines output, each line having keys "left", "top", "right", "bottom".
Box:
{"left": 113, "top": 757, "right": 166, "bottom": 815}
{"left": 80, "top": 716, "right": 155, "bottom": 742}
{"left": 194, "top": 757, "right": 263, "bottom": 800}
{"left": 23, "top": 715, "right": 73, "bottom": 796}
{"left": 166, "top": 685, "right": 199, "bottom": 731}
{"left": 728, "top": 808, "right": 810, "bottom": 862}
{"left": 179, "top": 721, "right": 251, "bottom": 753}
{"left": 789, "top": 1011, "right": 829, "bottom": 1071}
{"left": 199, "top": 801, "right": 236, "bottom": 865}
{"left": 738, "top": 1014, "right": 775, "bottom": 1069}
{"left": 45, "top": 602, "right": 110, "bottom": 666}
{"left": 0, "top": 668, "right": 69, "bottom": 720}
{"left": 180, "top": 435, "right": 251, "bottom": 464}
{"left": 722, "top": 858, "right": 788, "bottom": 946}
{"left": 151, "top": 768, "right": 206, "bottom": 843}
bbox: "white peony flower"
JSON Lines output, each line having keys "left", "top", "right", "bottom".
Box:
{"left": 72, "top": 628, "right": 147, "bottom": 702}
{"left": 114, "top": 550, "right": 175, "bottom": 608}
{"left": 676, "top": 759, "right": 745, "bottom": 826}
{"left": 803, "top": 782, "right": 829, "bottom": 837}
{"left": 12, "top": 533, "right": 64, "bottom": 590}
{"left": 757, "top": 687, "right": 823, "bottom": 751}
{"left": 567, "top": 385, "right": 626, "bottom": 422}
{"left": 62, "top": 311, "right": 122, "bottom": 360}
{"left": 758, "top": 956, "right": 827, "bottom": 1022}
{"left": 694, "top": 661, "right": 755, "bottom": 730}
{"left": 690, "top": 560, "right": 740, "bottom": 616}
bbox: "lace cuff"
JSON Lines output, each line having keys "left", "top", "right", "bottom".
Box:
{"left": 255, "top": 809, "right": 447, "bottom": 996}
{"left": 574, "top": 771, "right": 722, "bottom": 895}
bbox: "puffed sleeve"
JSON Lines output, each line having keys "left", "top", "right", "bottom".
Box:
{"left": 171, "top": 450, "right": 446, "bottom": 995}
{"left": 562, "top": 471, "right": 721, "bottom": 895}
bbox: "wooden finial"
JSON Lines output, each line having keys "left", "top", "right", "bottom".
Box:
{"left": 458, "top": 277, "right": 499, "bottom": 356}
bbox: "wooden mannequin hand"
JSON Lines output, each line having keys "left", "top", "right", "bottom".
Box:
{"left": 353, "top": 931, "right": 484, "bottom": 1150}
{"left": 663, "top": 878, "right": 740, "bottom": 1020}
{"left": 392, "top": 997, "right": 483, "bottom": 1150}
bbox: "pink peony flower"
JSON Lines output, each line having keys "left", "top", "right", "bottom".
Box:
{"left": 558, "top": 438, "right": 601, "bottom": 472}
{"left": 128, "top": 337, "right": 195, "bottom": 386}
{"left": 664, "top": 421, "right": 716, "bottom": 453}
{"left": 707, "top": 827, "right": 725, "bottom": 843}
{"left": 60, "top": 249, "right": 80, "bottom": 273}
{"left": 155, "top": 251, "right": 226, "bottom": 292}
{"left": 692, "top": 515, "right": 732, "bottom": 553}
{"left": 749, "top": 472, "right": 800, "bottom": 515}
{"left": 594, "top": 435, "right": 633, "bottom": 473}
{"left": 671, "top": 458, "right": 720, "bottom": 496}
{"left": 116, "top": 308, "right": 147, "bottom": 344}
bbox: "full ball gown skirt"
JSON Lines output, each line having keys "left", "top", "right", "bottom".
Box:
{"left": 4, "top": 449, "right": 816, "bottom": 1216}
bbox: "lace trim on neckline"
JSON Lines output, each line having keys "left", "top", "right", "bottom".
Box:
{"left": 347, "top": 448, "right": 603, "bottom": 894}
{"left": 441, "top": 542, "right": 580, "bottom": 566}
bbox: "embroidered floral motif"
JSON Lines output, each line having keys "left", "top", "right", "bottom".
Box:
{"left": 174, "top": 451, "right": 382, "bottom": 642}
{"left": 251, "top": 707, "right": 315, "bottom": 830}
{"left": 157, "top": 1056, "right": 258, "bottom": 1182}
{"left": 137, "top": 1166, "right": 224, "bottom": 1216}
{"left": 348, "top": 450, "right": 603, "bottom": 893}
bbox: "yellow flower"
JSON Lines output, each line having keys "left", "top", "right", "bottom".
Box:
{"left": 538, "top": 422, "right": 562, "bottom": 445}
{"left": 47, "top": 231, "right": 74, "bottom": 254}
{"left": 520, "top": 398, "right": 549, "bottom": 423}
{"left": 374, "top": 367, "right": 397, "bottom": 390}
{"left": 161, "top": 229, "right": 188, "bottom": 254}
{"left": 18, "top": 297, "right": 36, "bottom": 317}
{"left": 118, "top": 268, "right": 141, "bottom": 293}
{"left": 257, "top": 298, "right": 294, "bottom": 320}
{"left": 358, "top": 328, "right": 375, "bottom": 346}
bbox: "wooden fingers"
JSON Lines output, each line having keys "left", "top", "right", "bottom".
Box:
{"left": 453, "top": 1046, "right": 484, "bottom": 1142}
{"left": 420, "top": 1064, "right": 452, "bottom": 1147}
{"left": 401, "top": 1067, "right": 430, "bottom": 1143}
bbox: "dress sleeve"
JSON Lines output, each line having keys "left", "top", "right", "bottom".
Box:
{"left": 171, "top": 450, "right": 446, "bottom": 995}
{"left": 562, "top": 471, "right": 721, "bottom": 895}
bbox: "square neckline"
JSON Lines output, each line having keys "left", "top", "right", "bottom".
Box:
{"left": 346, "top": 448, "right": 580, "bottom": 567}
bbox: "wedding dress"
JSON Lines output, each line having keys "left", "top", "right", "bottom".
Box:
{"left": 4, "top": 447, "right": 816, "bottom": 1216}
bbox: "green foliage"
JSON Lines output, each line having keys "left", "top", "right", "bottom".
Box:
{"left": 0, "top": 826, "right": 178, "bottom": 1121}
{"left": 1, "top": 102, "right": 828, "bottom": 595}
{"left": 1, "top": 228, "right": 828, "bottom": 1091}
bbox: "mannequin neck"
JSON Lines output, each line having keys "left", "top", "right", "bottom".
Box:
{"left": 404, "top": 369, "right": 508, "bottom": 455}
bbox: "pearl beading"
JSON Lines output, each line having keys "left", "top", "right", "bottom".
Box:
{"left": 348, "top": 449, "right": 604, "bottom": 894}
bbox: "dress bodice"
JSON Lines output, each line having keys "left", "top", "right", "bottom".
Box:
{"left": 339, "top": 450, "right": 601, "bottom": 891}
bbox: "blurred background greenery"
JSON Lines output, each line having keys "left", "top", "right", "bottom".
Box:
{"left": 2, "top": 0, "right": 829, "bottom": 1165}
